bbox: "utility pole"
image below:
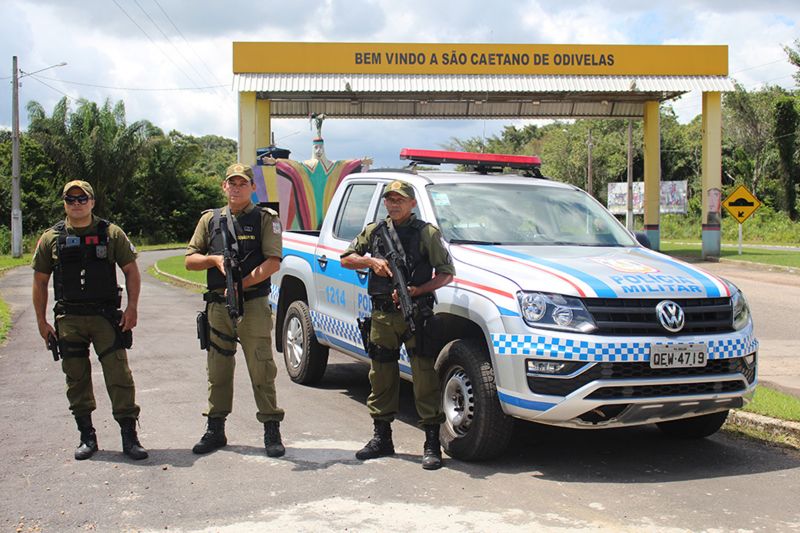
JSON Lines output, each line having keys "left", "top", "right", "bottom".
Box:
{"left": 586, "top": 128, "right": 593, "bottom": 197}
{"left": 9, "top": 58, "right": 66, "bottom": 258}
{"left": 626, "top": 119, "right": 634, "bottom": 231}
{"left": 11, "top": 56, "right": 21, "bottom": 258}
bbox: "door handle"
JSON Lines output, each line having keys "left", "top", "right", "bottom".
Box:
{"left": 317, "top": 255, "right": 328, "bottom": 268}
{"left": 356, "top": 268, "right": 369, "bottom": 280}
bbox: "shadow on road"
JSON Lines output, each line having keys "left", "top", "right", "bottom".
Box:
{"left": 310, "top": 354, "right": 800, "bottom": 483}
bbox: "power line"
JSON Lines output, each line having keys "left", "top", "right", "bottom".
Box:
{"left": 111, "top": 0, "right": 206, "bottom": 91}
{"left": 152, "top": 0, "right": 228, "bottom": 90}
{"left": 24, "top": 73, "right": 77, "bottom": 101}
{"left": 24, "top": 73, "right": 226, "bottom": 92}
{"left": 132, "top": 0, "right": 223, "bottom": 97}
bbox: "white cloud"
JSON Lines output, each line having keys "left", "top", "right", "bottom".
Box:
{"left": 1, "top": 0, "right": 799, "bottom": 167}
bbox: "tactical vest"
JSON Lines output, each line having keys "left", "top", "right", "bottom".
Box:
{"left": 206, "top": 207, "right": 271, "bottom": 293}
{"left": 53, "top": 219, "right": 119, "bottom": 304}
{"left": 367, "top": 218, "right": 433, "bottom": 296}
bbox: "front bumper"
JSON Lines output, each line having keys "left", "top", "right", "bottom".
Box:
{"left": 490, "top": 325, "right": 758, "bottom": 428}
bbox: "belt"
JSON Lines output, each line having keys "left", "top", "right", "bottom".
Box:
{"left": 204, "top": 288, "right": 269, "bottom": 304}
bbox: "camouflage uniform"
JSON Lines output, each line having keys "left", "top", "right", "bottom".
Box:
{"left": 342, "top": 214, "right": 455, "bottom": 426}
{"left": 186, "top": 202, "right": 284, "bottom": 423}
{"left": 32, "top": 215, "right": 140, "bottom": 420}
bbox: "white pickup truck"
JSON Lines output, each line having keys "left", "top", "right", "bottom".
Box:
{"left": 270, "top": 150, "right": 758, "bottom": 461}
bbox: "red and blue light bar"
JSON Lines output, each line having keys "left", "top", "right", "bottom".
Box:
{"left": 399, "top": 148, "right": 541, "bottom": 171}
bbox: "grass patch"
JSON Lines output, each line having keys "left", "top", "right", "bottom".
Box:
{"left": 154, "top": 254, "right": 205, "bottom": 286}
{"left": 660, "top": 241, "right": 800, "bottom": 269}
{"left": 0, "top": 254, "right": 31, "bottom": 271}
{"left": 742, "top": 385, "right": 800, "bottom": 422}
{"left": 136, "top": 242, "right": 186, "bottom": 252}
{"left": 0, "top": 296, "right": 11, "bottom": 344}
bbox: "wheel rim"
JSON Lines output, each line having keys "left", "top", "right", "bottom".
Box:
{"left": 443, "top": 366, "right": 474, "bottom": 436}
{"left": 285, "top": 315, "right": 305, "bottom": 370}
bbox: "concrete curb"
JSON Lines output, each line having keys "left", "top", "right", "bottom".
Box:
{"left": 728, "top": 410, "right": 800, "bottom": 442}
{"left": 151, "top": 261, "right": 204, "bottom": 288}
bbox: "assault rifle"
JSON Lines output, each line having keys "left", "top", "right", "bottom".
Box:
{"left": 374, "top": 222, "right": 416, "bottom": 335}
{"left": 220, "top": 215, "right": 244, "bottom": 323}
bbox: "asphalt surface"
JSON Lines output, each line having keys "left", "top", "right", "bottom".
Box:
{"left": 1, "top": 250, "right": 799, "bottom": 532}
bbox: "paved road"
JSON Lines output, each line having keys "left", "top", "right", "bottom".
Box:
{"left": 1, "top": 251, "right": 799, "bottom": 532}
{"left": 696, "top": 259, "right": 800, "bottom": 396}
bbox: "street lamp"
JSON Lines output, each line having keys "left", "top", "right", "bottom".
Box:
{"left": 10, "top": 57, "right": 67, "bottom": 257}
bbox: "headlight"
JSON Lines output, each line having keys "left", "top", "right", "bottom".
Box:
{"left": 517, "top": 291, "right": 597, "bottom": 333}
{"left": 731, "top": 286, "right": 750, "bottom": 331}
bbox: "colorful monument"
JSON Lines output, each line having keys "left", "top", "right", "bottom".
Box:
{"left": 252, "top": 114, "right": 372, "bottom": 230}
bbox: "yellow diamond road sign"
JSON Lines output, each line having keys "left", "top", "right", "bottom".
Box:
{"left": 722, "top": 185, "right": 762, "bottom": 224}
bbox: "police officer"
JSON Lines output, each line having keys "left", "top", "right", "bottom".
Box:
{"left": 185, "top": 163, "right": 285, "bottom": 457}
{"left": 32, "top": 180, "right": 148, "bottom": 461}
{"left": 341, "top": 180, "right": 455, "bottom": 470}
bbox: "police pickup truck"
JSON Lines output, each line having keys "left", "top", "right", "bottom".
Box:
{"left": 271, "top": 149, "right": 757, "bottom": 461}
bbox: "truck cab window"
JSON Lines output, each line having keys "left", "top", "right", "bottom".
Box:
{"left": 333, "top": 184, "right": 377, "bottom": 241}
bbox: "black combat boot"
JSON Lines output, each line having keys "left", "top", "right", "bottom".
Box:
{"left": 421, "top": 424, "right": 443, "bottom": 470}
{"left": 263, "top": 421, "right": 285, "bottom": 457}
{"left": 192, "top": 417, "right": 227, "bottom": 454}
{"left": 74, "top": 414, "right": 98, "bottom": 461}
{"left": 355, "top": 419, "right": 395, "bottom": 461}
{"left": 118, "top": 418, "right": 148, "bottom": 460}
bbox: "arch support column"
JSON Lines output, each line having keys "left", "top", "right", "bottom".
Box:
{"left": 643, "top": 100, "right": 661, "bottom": 250}
{"left": 237, "top": 92, "right": 271, "bottom": 164}
{"left": 701, "top": 92, "right": 722, "bottom": 259}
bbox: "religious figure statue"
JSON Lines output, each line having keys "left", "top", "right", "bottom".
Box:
{"left": 250, "top": 114, "right": 372, "bottom": 230}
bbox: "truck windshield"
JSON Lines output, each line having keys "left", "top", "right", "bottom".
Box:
{"left": 428, "top": 183, "right": 636, "bottom": 247}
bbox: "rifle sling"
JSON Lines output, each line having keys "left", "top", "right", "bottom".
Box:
{"left": 385, "top": 219, "right": 408, "bottom": 265}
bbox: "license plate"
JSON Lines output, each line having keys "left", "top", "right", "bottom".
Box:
{"left": 649, "top": 343, "right": 707, "bottom": 369}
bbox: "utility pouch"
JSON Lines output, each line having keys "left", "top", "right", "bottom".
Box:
{"left": 197, "top": 310, "right": 210, "bottom": 351}
{"left": 357, "top": 317, "right": 371, "bottom": 350}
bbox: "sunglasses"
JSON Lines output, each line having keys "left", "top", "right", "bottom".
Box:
{"left": 64, "top": 194, "right": 91, "bottom": 205}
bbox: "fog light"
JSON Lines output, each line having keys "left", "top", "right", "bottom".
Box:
{"left": 744, "top": 353, "right": 756, "bottom": 366}
{"left": 527, "top": 360, "right": 567, "bottom": 375}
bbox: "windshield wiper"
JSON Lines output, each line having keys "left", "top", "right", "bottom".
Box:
{"left": 448, "top": 239, "right": 503, "bottom": 245}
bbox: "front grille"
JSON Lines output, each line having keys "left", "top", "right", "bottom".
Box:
{"left": 586, "top": 380, "right": 745, "bottom": 400}
{"left": 583, "top": 297, "right": 733, "bottom": 335}
{"left": 528, "top": 358, "right": 754, "bottom": 397}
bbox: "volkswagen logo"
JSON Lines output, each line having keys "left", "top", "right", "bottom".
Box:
{"left": 656, "top": 300, "right": 685, "bottom": 333}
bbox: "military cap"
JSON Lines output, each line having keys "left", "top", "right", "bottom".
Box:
{"left": 382, "top": 180, "right": 415, "bottom": 199}
{"left": 225, "top": 163, "right": 254, "bottom": 182}
{"left": 62, "top": 180, "right": 94, "bottom": 197}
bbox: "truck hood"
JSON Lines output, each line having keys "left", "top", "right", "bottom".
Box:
{"left": 448, "top": 244, "right": 731, "bottom": 299}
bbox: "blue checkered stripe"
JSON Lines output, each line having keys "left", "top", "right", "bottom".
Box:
{"left": 311, "top": 310, "right": 363, "bottom": 347}
{"left": 491, "top": 333, "right": 758, "bottom": 362}
{"left": 309, "top": 310, "right": 410, "bottom": 361}
{"left": 268, "top": 284, "right": 280, "bottom": 309}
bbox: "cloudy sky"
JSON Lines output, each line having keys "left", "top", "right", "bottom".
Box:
{"left": 1, "top": 0, "right": 799, "bottom": 167}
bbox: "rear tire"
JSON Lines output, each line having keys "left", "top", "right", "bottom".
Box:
{"left": 656, "top": 410, "right": 729, "bottom": 438}
{"left": 436, "top": 339, "right": 514, "bottom": 461}
{"left": 282, "top": 301, "right": 329, "bottom": 384}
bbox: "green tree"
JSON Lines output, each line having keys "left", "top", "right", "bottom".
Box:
{"left": 26, "top": 97, "right": 150, "bottom": 219}
{"left": 723, "top": 83, "right": 782, "bottom": 198}
{"left": 773, "top": 95, "right": 798, "bottom": 220}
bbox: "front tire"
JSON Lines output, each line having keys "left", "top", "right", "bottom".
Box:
{"left": 656, "top": 410, "right": 729, "bottom": 438}
{"left": 282, "top": 301, "right": 329, "bottom": 384}
{"left": 436, "top": 339, "right": 514, "bottom": 461}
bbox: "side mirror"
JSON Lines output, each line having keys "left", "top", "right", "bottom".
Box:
{"left": 634, "top": 231, "right": 652, "bottom": 249}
